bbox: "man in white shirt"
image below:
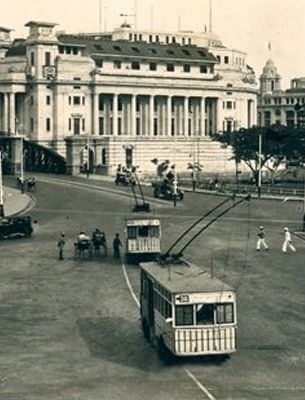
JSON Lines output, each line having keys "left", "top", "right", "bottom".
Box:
{"left": 282, "top": 227, "right": 296, "bottom": 253}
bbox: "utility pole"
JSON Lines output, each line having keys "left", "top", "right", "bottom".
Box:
{"left": 173, "top": 125, "right": 177, "bottom": 207}
{"left": 0, "top": 150, "right": 4, "bottom": 217}
{"left": 258, "top": 130, "right": 262, "bottom": 198}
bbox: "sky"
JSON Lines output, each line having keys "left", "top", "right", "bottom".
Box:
{"left": 2, "top": 0, "right": 305, "bottom": 88}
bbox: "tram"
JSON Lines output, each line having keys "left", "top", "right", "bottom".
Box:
{"left": 125, "top": 217, "right": 161, "bottom": 262}
{"left": 139, "top": 194, "right": 250, "bottom": 358}
{"left": 140, "top": 260, "right": 236, "bottom": 357}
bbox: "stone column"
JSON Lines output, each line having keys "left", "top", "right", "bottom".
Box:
{"left": 184, "top": 97, "right": 188, "bottom": 136}
{"left": 9, "top": 92, "right": 15, "bottom": 135}
{"left": 150, "top": 95, "right": 154, "bottom": 136}
{"left": 93, "top": 93, "right": 99, "bottom": 135}
{"left": 167, "top": 96, "right": 172, "bottom": 136}
{"left": 113, "top": 94, "right": 118, "bottom": 136}
{"left": 131, "top": 94, "right": 136, "bottom": 136}
{"left": 200, "top": 97, "right": 206, "bottom": 136}
{"left": 2, "top": 93, "right": 8, "bottom": 132}
{"left": 216, "top": 98, "right": 222, "bottom": 133}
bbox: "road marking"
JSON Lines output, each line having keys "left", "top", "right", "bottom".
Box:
{"left": 121, "top": 260, "right": 216, "bottom": 400}
{"left": 184, "top": 369, "right": 216, "bottom": 400}
{"left": 121, "top": 262, "right": 140, "bottom": 308}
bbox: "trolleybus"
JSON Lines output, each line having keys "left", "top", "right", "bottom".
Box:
{"left": 125, "top": 217, "right": 161, "bottom": 262}
{"left": 140, "top": 259, "right": 236, "bottom": 358}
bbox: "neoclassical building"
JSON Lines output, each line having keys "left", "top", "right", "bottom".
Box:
{"left": 258, "top": 58, "right": 305, "bottom": 127}
{"left": 0, "top": 21, "right": 257, "bottom": 175}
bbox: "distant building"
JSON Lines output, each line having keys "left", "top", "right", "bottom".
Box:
{"left": 258, "top": 58, "right": 305, "bottom": 127}
{"left": 0, "top": 21, "right": 257, "bottom": 175}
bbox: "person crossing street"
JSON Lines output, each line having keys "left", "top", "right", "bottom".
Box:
{"left": 256, "top": 226, "right": 269, "bottom": 251}
{"left": 282, "top": 227, "right": 296, "bottom": 253}
{"left": 57, "top": 233, "right": 66, "bottom": 260}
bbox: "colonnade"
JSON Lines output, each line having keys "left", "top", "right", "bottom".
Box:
{"left": 92, "top": 93, "right": 219, "bottom": 137}
{"left": 0, "top": 92, "right": 16, "bottom": 134}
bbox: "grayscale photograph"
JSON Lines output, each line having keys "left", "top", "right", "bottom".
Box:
{"left": 1, "top": 0, "right": 305, "bottom": 399}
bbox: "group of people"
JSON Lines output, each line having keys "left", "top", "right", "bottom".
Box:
{"left": 57, "top": 230, "right": 123, "bottom": 260}
{"left": 256, "top": 226, "right": 296, "bottom": 253}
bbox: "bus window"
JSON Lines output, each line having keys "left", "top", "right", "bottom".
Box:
{"left": 138, "top": 226, "right": 149, "bottom": 237}
{"left": 127, "top": 226, "right": 137, "bottom": 239}
{"left": 216, "top": 303, "right": 234, "bottom": 324}
{"left": 196, "top": 304, "right": 215, "bottom": 325}
{"left": 175, "top": 305, "right": 193, "bottom": 326}
{"left": 150, "top": 226, "right": 159, "bottom": 237}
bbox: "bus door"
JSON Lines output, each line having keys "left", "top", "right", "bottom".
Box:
{"left": 147, "top": 278, "right": 155, "bottom": 336}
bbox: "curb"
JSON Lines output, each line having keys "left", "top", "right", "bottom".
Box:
{"left": 6, "top": 193, "right": 36, "bottom": 217}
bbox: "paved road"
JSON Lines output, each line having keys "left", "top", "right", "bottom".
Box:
{"left": 1, "top": 175, "right": 305, "bottom": 399}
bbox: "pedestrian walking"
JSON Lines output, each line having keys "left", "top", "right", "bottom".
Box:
{"left": 282, "top": 227, "right": 296, "bottom": 253}
{"left": 57, "top": 233, "right": 66, "bottom": 260}
{"left": 256, "top": 226, "right": 269, "bottom": 251}
{"left": 113, "top": 233, "right": 122, "bottom": 258}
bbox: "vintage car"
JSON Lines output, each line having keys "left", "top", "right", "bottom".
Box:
{"left": 0, "top": 216, "right": 33, "bottom": 239}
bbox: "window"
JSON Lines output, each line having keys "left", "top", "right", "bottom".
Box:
{"left": 73, "top": 118, "right": 80, "bottom": 135}
{"left": 30, "top": 118, "right": 34, "bottom": 132}
{"left": 113, "top": 45, "right": 122, "bottom": 52}
{"left": 101, "top": 148, "right": 107, "bottom": 164}
{"left": 224, "top": 56, "right": 229, "bottom": 64}
{"left": 114, "top": 60, "right": 121, "bottom": 69}
{"left": 149, "top": 34, "right": 153, "bottom": 42}
{"left": 149, "top": 48, "right": 157, "bottom": 54}
{"left": 73, "top": 96, "right": 81, "bottom": 105}
{"left": 99, "top": 117, "right": 104, "bottom": 135}
{"left": 155, "top": 35, "right": 159, "bottom": 42}
{"left": 183, "top": 64, "right": 191, "bottom": 73}
{"left": 30, "top": 52, "right": 35, "bottom": 66}
{"left": 82, "top": 96, "right": 85, "bottom": 105}
{"left": 136, "top": 117, "right": 140, "bottom": 135}
{"left": 227, "top": 101, "right": 233, "bottom": 109}
{"left": 166, "top": 36, "right": 169, "bottom": 44}
{"left": 175, "top": 305, "right": 194, "bottom": 326}
{"left": 172, "top": 37, "right": 176, "bottom": 44}
{"left": 182, "top": 49, "right": 190, "bottom": 56}
{"left": 69, "top": 118, "right": 71, "bottom": 131}
{"left": 131, "top": 46, "right": 140, "bottom": 53}
{"left": 118, "top": 118, "right": 122, "bottom": 135}
{"left": 196, "top": 304, "right": 214, "bottom": 325}
{"left": 167, "top": 49, "right": 174, "bottom": 55}
{"left": 216, "top": 303, "right": 234, "bottom": 324}
{"left": 154, "top": 118, "right": 158, "bottom": 136}
{"left": 127, "top": 226, "right": 137, "bottom": 239}
{"left": 68, "top": 96, "right": 71, "bottom": 105}
{"left": 200, "top": 65, "right": 207, "bottom": 73}
{"left": 46, "top": 118, "right": 51, "bottom": 132}
{"left": 216, "top": 55, "right": 221, "bottom": 63}
{"left": 96, "top": 59, "right": 103, "bottom": 68}
{"left": 198, "top": 50, "right": 206, "bottom": 57}
{"left": 149, "top": 62, "right": 157, "bottom": 71}
{"left": 45, "top": 52, "right": 51, "bottom": 66}
{"left": 167, "top": 63, "right": 175, "bottom": 72}
{"left": 138, "top": 226, "right": 149, "bottom": 237}
{"left": 131, "top": 61, "right": 140, "bottom": 70}
{"left": 30, "top": 96, "right": 34, "bottom": 106}
{"left": 82, "top": 118, "right": 85, "bottom": 131}
{"left": 118, "top": 97, "right": 123, "bottom": 111}
{"left": 72, "top": 47, "right": 78, "bottom": 55}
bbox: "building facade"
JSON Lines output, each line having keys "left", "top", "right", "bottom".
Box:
{"left": 258, "top": 58, "right": 305, "bottom": 127}
{"left": 0, "top": 21, "right": 257, "bottom": 175}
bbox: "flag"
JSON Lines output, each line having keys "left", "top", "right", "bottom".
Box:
{"left": 268, "top": 41, "right": 271, "bottom": 51}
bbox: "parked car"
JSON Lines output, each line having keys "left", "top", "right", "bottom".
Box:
{"left": 0, "top": 216, "right": 33, "bottom": 239}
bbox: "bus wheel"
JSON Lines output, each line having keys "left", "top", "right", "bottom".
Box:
{"left": 141, "top": 319, "right": 150, "bottom": 341}
{"left": 156, "top": 336, "right": 172, "bottom": 363}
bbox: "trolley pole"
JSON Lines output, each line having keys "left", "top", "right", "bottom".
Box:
{"left": 0, "top": 150, "right": 4, "bottom": 217}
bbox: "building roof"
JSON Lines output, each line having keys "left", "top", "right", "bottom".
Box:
{"left": 5, "top": 39, "right": 26, "bottom": 56}
{"left": 140, "top": 260, "right": 234, "bottom": 294}
{"left": 0, "top": 26, "right": 12, "bottom": 33}
{"left": 58, "top": 34, "right": 217, "bottom": 64}
{"left": 25, "top": 21, "right": 58, "bottom": 28}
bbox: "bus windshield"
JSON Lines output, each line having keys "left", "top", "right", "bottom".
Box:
{"left": 175, "top": 303, "right": 234, "bottom": 326}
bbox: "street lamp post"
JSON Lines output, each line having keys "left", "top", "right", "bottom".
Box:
{"left": 258, "top": 130, "right": 262, "bottom": 198}
{"left": 0, "top": 150, "right": 4, "bottom": 217}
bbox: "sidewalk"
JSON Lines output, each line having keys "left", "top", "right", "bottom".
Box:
{"left": 2, "top": 186, "right": 33, "bottom": 217}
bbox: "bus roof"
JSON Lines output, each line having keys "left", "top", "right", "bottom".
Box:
{"left": 139, "top": 260, "right": 234, "bottom": 294}
{"left": 125, "top": 217, "right": 160, "bottom": 226}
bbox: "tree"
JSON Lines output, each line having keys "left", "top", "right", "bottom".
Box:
{"left": 213, "top": 126, "right": 305, "bottom": 184}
